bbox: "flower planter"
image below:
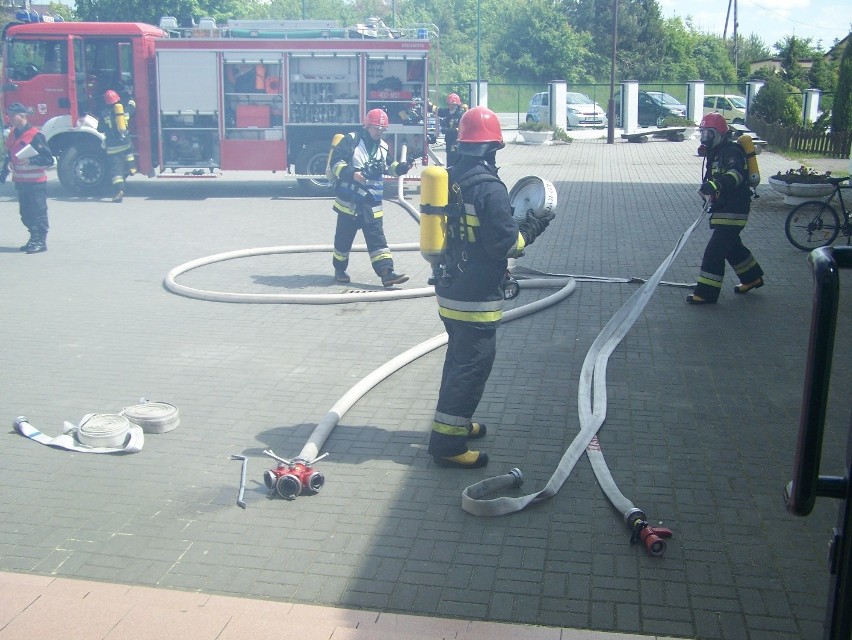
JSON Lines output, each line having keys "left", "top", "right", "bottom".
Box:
{"left": 768, "top": 176, "right": 834, "bottom": 206}
{"left": 519, "top": 130, "right": 553, "bottom": 145}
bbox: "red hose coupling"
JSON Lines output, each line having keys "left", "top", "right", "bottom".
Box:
{"left": 626, "top": 509, "right": 673, "bottom": 556}
{"left": 637, "top": 524, "right": 673, "bottom": 556}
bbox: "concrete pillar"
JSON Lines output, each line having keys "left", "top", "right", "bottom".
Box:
{"left": 686, "top": 80, "right": 705, "bottom": 125}
{"left": 468, "top": 80, "right": 487, "bottom": 108}
{"left": 803, "top": 88, "right": 821, "bottom": 124}
{"left": 746, "top": 81, "right": 764, "bottom": 124}
{"left": 549, "top": 80, "right": 567, "bottom": 130}
{"left": 622, "top": 80, "right": 639, "bottom": 134}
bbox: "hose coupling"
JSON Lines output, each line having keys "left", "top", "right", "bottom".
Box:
{"left": 508, "top": 467, "right": 524, "bottom": 488}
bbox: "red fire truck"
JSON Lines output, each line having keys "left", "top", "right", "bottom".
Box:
{"left": 0, "top": 16, "right": 431, "bottom": 195}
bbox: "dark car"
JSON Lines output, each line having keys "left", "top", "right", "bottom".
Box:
{"left": 615, "top": 90, "right": 688, "bottom": 127}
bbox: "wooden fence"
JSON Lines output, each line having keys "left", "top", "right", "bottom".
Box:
{"left": 747, "top": 117, "right": 852, "bottom": 159}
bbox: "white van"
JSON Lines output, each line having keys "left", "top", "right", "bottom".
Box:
{"left": 703, "top": 94, "right": 747, "bottom": 124}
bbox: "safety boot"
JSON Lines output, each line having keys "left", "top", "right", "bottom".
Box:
{"left": 25, "top": 237, "right": 47, "bottom": 254}
{"left": 335, "top": 270, "right": 351, "bottom": 283}
{"left": 19, "top": 234, "right": 35, "bottom": 252}
{"left": 433, "top": 450, "right": 488, "bottom": 469}
{"left": 381, "top": 271, "right": 409, "bottom": 287}
{"left": 112, "top": 189, "right": 124, "bottom": 203}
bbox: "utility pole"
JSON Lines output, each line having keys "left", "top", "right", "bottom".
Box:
{"left": 607, "top": 0, "right": 618, "bottom": 144}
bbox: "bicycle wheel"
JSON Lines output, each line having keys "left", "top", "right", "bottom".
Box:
{"left": 784, "top": 200, "right": 841, "bottom": 251}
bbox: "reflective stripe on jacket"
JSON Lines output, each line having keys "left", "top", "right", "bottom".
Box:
{"left": 6, "top": 126, "right": 51, "bottom": 183}
{"left": 436, "top": 158, "right": 524, "bottom": 327}
{"left": 705, "top": 140, "right": 750, "bottom": 228}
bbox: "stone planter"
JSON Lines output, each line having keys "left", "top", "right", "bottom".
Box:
{"left": 519, "top": 130, "right": 554, "bottom": 145}
{"left": 768, "top": 176, "right": 834, "bottom": 206}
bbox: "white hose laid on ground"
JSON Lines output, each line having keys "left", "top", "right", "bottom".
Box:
{"left": 297, "top": 277, "right": 577, "bottom": 463}
{"left": 461, "top": 210, "right": 705, "bottom": 516}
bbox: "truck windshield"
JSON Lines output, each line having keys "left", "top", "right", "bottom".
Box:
{"left": 6, "top": 39, "right": 67, "bottom": 80}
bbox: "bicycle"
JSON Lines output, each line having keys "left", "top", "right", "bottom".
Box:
{"left": 784, "top": 176, "right": 852, "bottom": 251}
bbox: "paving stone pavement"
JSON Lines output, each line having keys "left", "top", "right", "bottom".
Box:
{"left": 0, "top": 133, "right": 850, "bottom": 640}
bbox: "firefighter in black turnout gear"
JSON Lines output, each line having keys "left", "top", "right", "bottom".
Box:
{"left": 329, "top": 109, "right": 411, "bottom": 287}
{"left": 687, "top": 113, "right": 764, "bottom": 305}
{"left": 98, "top": 89, "right": 137, "bottom": 203}
{"left": 429, "top": 93, "right": 467, "bottom": 166}
{"left": 428, "top": 106, "right": 554, "bottom": 469}
{"left": 1, "top": 102, "right": 55, "bottom": 253}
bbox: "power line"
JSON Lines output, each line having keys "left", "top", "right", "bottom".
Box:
{"left": 740, "top": 0, "right": 843, "bottom": 33}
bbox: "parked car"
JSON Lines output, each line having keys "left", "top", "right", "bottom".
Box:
{"left": 702, "top": 94, "right": 747, "bottom": 124}
{"left": 526, "top": 91, "right": 607, "bottom": 129}
{"left": 614, "top": 90, "right": 688, "bottom": 127}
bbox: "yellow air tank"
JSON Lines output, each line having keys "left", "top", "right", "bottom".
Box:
{"left": 420, "top": 166, "right": 449, "bottom": 266}
{"left": 113, "top": 102, "right": 128, "bottom": 133}
{"left": 737, "top": 134, "right": 760, "bottom": 188}
{"left": 325, "top": 133, "right": 344, "bottom": 180}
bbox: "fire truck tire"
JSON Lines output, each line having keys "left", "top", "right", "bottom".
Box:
{"left": 58, "top": 143, "right": 109, "bottom": 195}
{"left": 296, "top": 142, "right": 334, "bottom": 196}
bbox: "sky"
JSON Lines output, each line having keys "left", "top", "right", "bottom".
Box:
{"left": 657, "top": 0, "right": 850, "bottom": 53}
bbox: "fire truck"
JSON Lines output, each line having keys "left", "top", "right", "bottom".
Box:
{"left": 0, "top": 15, "right": 431, "bottom": 195}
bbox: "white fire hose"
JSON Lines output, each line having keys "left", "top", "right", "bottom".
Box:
{"left": 164, "top": 156, "right": 700, "bottom": 551}
{"left": 13, "top": 400, "right": 179, "bottom": 454}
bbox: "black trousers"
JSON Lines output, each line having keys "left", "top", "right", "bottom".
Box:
{"left": 428, "top": 318, "right": 497, "bottom": 457}
{"left": 331, "top": 205, "right": 393, "bottom": 275}
{"left": 16, "top": 182, "right": 49, "bottom": 238}
{"left": 693, "top": 226, "right": 763, "bottom": 301}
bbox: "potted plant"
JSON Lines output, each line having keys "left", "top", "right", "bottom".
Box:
{"left": 768, "top": 166, "right": 835, "bottom": 204}
{"left": 517, "top": 121, "right": 569, "bottom": 145}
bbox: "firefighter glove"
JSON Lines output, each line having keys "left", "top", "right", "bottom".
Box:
{"left": 699, "top": 180, "right": 719, "bottom": 196}
{"left": 519, "top": 213, "right": 548, "bottom": 245}
{"left": 396, "top": 161, "right": 411, "bottom": 175}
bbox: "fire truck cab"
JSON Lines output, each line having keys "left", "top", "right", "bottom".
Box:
{"left": 1, "top": 16, "right": 431, "bottom": 196}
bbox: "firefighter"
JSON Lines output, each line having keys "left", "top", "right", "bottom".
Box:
{"left": 328, "top": 108, "right": 411, "bottom": 287}
{"left": 430, "top": 93, "right": 468, "bottom": 166}
{"left": 98, "top": 89, "right": 137, "bottom": 203}
{"left": 687, "top": 113, "right": 764, "bottom": 305}
{"left": 427, "top": 106, "right": 554, "bottom": 468}
{"left": 0, "top": 102, "right": 55, "bottom": 254}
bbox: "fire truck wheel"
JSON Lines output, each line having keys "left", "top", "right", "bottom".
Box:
{"left": 58, "top": 143, "right": 109, "bottom": 196}
{"left": 296, "top": 142, "right": 334, "bottom": 196}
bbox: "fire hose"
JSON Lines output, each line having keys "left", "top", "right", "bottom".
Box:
{"left": 166, "top": 156, "right": 694, "bottom": 555}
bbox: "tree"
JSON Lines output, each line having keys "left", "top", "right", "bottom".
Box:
{"left": 750, "top": 73, "right": 800, "bottom": 126}
{"left": 491, "top": 0, "right": 596, "bottom": 83}
{"left": 832, "top": 36, "right": 852, "bottom": 133}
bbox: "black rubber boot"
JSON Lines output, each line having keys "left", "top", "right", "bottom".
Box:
{"left": 381, "top": 271, "right": 409, "bottom": 287}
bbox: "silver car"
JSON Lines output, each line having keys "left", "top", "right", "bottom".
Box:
{"left": 526, "top": 91, "right": 608, "bottom": 129}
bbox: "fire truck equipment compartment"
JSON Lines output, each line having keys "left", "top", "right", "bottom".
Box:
{"left": 236, "top": 104, "right": 271, "bottom": 128}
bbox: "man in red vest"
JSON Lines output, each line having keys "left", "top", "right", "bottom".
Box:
{"left": 1, "top": 103, "right": 55, "bottom": 253}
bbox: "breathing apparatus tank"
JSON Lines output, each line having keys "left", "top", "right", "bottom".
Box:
{"left": 736, "top": 133, "right": 760, "bottom": 188}
{"left": 419, "top": 166, "right": 449, "bottom": 266}
{"left": 113, "top": 102, "right": 128, "bottom": 134}
{"left": 325, "top": 133, "right": 344, "bottom": 180}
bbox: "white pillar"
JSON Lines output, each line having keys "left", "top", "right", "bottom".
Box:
{"left": 549, "top": 80, "right": 567, "bottom": 130}
{"left": 686, "top": 80, "right": 705, "bottom": 125}
{"left": 468, "top": 80, "right": 487, "bottom": 108}
{"left": 622, "top": 80, "right": 639, "bottom": 134}
{"left": 746, "top": 81, "right": 764, "bottom": 125}
{"left": 803, "top": 88, "right": 821, "bottom": 124}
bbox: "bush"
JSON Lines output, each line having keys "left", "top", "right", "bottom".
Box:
{"left": 750, "top": 74, "right": 800, "bottom": 126}
{"left": 662, "top": 115, "right": 694, "bottom": 127}
{"left": 517, "top": 120, "right": 571, "bottom": 142}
